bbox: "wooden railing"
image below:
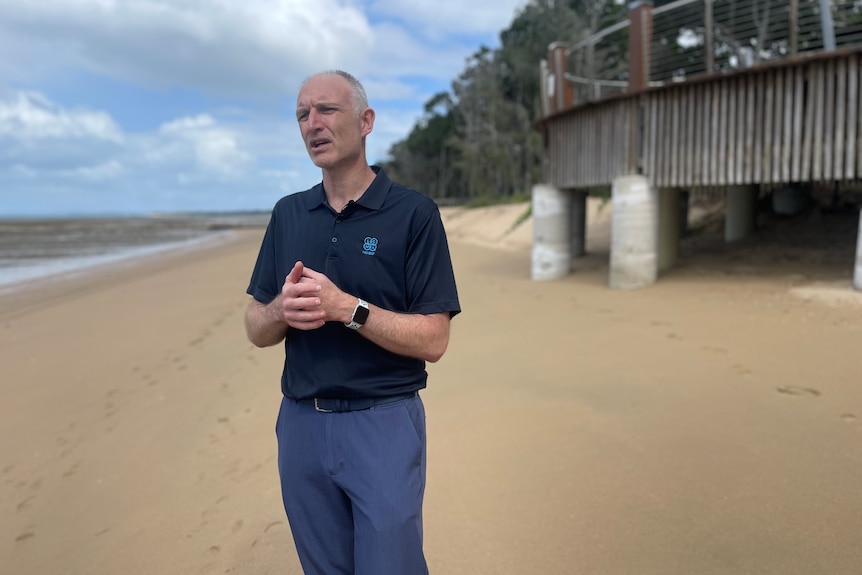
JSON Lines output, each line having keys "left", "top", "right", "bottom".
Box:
{"left": 539, "top": 0, "right": 862, "bottom": 190}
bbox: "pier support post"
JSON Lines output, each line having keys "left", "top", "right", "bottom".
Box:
{"left": 680, "top": 190, "right": 690, "bottom": 237}
{"left": 658, "top": 188, "right": 681, "bottom": 272}
{"left": 725, "top": 185, "right": 757, "bottom": 243}
{"left": 610, "top": 175, "right": 658, "bottom": 289}
{"left": 570, "top": 190, "right": 588, "bottom": 258}
{"left": 532, "top": 184, "right": 572, "bottom": 281}
{"left": 854, "top": 208, "right": 862, "bottom": 291}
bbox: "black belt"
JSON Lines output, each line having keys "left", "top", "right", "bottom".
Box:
{"left": 298, "top": 391, "right": 417, "bottom": 413}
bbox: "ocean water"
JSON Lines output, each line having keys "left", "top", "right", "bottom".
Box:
{"left": 0, "top": 214, "right": 267, "bottom": 293}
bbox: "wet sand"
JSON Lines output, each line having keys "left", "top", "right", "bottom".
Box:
{"left": 1, "top": 204, "right": 861, "bottom": 574}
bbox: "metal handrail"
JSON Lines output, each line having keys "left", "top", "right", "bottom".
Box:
{"left": 566, "top": 19, "right": 631, "bottom": 55}
{"left": 565, "top": 0, "right": 701, "bottom": 57}
{"left": 652, "top": 0, "right": 701, "bottom": 17}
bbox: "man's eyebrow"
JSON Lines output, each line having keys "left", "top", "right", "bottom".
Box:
{"left": 296, "top": 102, "right": 340, "bottom": 116}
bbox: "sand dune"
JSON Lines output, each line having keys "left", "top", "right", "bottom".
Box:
{"left": 2, "top": 204, "right": 861, "bottom": 574}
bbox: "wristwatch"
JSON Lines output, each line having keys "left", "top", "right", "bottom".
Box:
{"left": 345, "top": 298, "right": 369, "bottom": 330}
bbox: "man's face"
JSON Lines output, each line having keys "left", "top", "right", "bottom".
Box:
{"left": 295, "top": 74, "right": 373, "bottom": 171}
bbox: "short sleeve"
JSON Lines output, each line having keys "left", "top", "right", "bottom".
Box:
{"left": 404, "top": 201, "right": 460, "bottom": 318}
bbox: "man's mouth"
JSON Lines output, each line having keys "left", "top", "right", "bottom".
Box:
{"left": 310, "top": 139, "right": 330, "bottom": 150}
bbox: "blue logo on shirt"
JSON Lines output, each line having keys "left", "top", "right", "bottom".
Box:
{"left": 362, "top": 237, "right": 378, "bottom": 256}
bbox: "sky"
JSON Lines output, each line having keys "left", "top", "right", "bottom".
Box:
{"left": 0, "top": 0, "right": 527, "bottom": 216}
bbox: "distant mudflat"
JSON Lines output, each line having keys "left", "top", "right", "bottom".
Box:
{"left": 0, "top": 213, "right": 269, "bottom": 290}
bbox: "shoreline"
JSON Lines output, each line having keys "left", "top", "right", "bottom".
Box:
{"left": 0, "top": 230, "right": 240, "bottom": 295}
{"left": 0, "top": 229, "right": 259, "bottom": 322}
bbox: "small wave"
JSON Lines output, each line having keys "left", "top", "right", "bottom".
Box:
{"left": 0, "top": 231, "right": 234, "bottom": 294}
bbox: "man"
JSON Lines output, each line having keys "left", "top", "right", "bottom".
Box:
{"left": 244, "top": 70, "right": 460, "bottom": 574}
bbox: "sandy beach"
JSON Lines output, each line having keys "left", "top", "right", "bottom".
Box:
{"left": 2, "top": 202, "right": 862, "bottom": 575}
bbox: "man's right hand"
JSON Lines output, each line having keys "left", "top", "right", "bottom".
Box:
{"left": 281, "top": 261, "right": 326, "bottom": 330}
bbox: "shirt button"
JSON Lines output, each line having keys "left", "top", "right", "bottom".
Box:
{"left": 331, "top": 237, "right": 337, "bottom": 243}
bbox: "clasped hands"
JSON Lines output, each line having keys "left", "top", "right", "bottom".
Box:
{"left": 280, "top": 261, "right": 351, "bottom": 330}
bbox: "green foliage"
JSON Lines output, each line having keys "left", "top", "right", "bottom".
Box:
{"left": 508, "top": 205, "right": 533, "bottom": 234}
{"left": 466, "top": 191, "right": 532, "bottom": 209}
{"left": 381, "top": 0, "right": 602, "bottom": 203}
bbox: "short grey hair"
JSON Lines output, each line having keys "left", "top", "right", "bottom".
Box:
{"left": 303, "top": 70, "right": 369, "bottom": 116}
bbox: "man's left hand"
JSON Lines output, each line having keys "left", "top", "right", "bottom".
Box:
{"left": 299, "top": 266, "right": 355, "bottom": 325}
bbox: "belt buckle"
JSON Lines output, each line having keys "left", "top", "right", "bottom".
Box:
{"left": 314, "top": 398, "right": 333, "bottom": 413}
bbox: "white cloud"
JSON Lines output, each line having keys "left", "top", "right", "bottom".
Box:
{"left": 0, "top": 0, "right": 526, "bottom": 99}
{"left": 0, "top": 0, "right": 375, "bottom": 96}
{"left": 0, "top": 92, "right": 256, "bottom": 180}
{"left": 0, "top": 91, "right": 123, "bottom": 142}
{"left": 157, "top": 114, "right": 252, "bottom": 176}
{"left": 0, "top": 91, "right": 281, "bottom": 213}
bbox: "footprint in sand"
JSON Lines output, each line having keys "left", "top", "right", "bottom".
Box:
{"left": 15, "top": 531, "right": 35, "bottom": 543}
{"left": 264, "top": 521, "right": 282, "bottom": 533}
{"left": 17, "top": 495, "right": 35, "bottom": 512}
{"left": 841, "top": 413, "right": 857, "bottom": 423}
{"left": 776, "top": 386, "right": 821, "bottom": 397}
{"left": 731, "top": 364, "right": 752, "bottom": 377}
{"left": 223, "top": 460, "right": 241, "bottom": 478}
{"left": 232, "top": 519, "right": 243, "bottom": 534}
{"left": 63, "top": 462, "right": 81, "bottom": 478}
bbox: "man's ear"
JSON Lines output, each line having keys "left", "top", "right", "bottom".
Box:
{"left": 360, "top": 107, "right": 375, "bottom": 138}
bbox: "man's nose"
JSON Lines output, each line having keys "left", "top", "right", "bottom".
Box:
{"left": 307, "top": 108, "right": 323, "bottom": 129}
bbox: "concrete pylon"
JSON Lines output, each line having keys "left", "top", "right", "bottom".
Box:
{"left": 658, "top": 188, "right": 681, "bottom": 272}
{"left": 610, "top": 175, "right": 658, "bottom": 289}
{"left": 532, "top": 184, "right": 571, "bottom": 281}
{"left": 725, "top": 185, "right": 757, "bottom": 243}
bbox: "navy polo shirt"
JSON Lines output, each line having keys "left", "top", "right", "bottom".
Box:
{"left": 247, "top": 167, "right": 460, "bottom": 400}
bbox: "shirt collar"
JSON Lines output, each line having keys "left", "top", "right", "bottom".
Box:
{"left": 304, "top": 166, "right": 392, "bottom": 212}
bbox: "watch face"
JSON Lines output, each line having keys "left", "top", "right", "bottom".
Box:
{"left": 353, "top": 304, "right": 370, "bottom": 325}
